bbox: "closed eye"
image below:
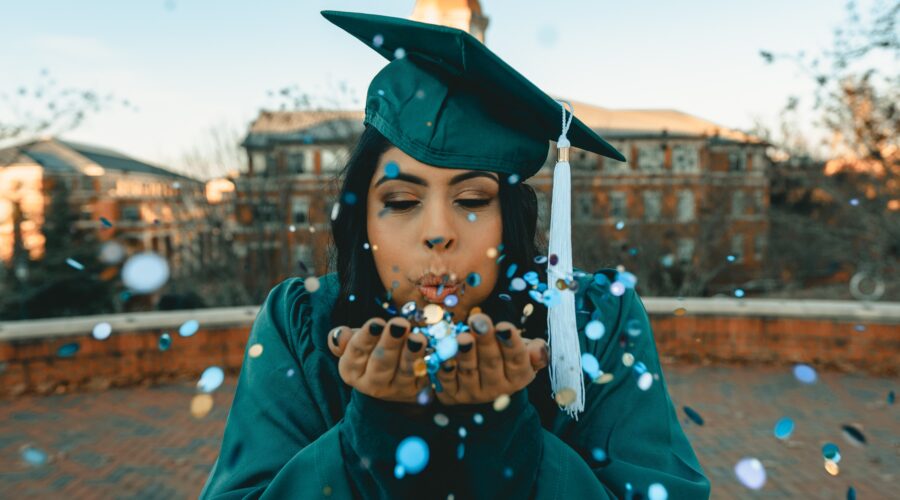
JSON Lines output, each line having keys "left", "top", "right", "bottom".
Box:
{"left": 383, "top": 200, "right": 419, "bottom": 211}
{"left": 456, "top": 199, "right": 491, "bottom": 209}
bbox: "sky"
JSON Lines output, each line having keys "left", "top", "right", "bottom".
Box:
{"left": 0, "top": 0, "right": 879, "bottom": 177}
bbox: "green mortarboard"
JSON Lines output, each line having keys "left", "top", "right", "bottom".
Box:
{"left": 322, "top": 10, "right": 620, "bottom": 418}
{"left": 321, "top": 10, "right": 624, "bottom": 179}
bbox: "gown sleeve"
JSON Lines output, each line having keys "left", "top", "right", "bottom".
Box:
{"left": 543, "top": 271, "right": 710, "bottom": 499}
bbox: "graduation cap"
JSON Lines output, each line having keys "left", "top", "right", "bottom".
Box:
{"left": 323, "top": 10, "right": 625, "bottom": 417}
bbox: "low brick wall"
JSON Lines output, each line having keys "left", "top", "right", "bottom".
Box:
{"left": 1, "top": 298, "right": 898, "bottom": 398}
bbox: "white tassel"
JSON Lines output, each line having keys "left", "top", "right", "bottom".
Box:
{"left": 547, "top": 100, "right": 584, "bottom": 419}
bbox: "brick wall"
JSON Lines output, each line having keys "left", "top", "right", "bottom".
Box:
{"left": 1, "top": 299, "right": 897, "bottom": 398}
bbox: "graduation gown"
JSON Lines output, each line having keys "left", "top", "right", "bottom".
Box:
{"left": 199, "top": 270, "right": 710, "bottom": 499}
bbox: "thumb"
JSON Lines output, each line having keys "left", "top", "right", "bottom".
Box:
{"left": 327, "top": 326, "right": 354, "bottom": 357}
{"left": 524, "top": 338, "right": 549, "bottom": 371}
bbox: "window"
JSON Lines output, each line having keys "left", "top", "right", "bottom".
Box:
{"left": 731, "top": 191, "right": 746, "bottom": 217}
{"left": 643, "top": 191, "right": 662, "bottom": 222}
{"left": 575, "top": 192, "right": 593, "bottom": 221}
{"left": 265, "top": 151, "right": 279, "bottom": 172}
{"left": 292, "top": 197, "right": 310, "bottom": 224}
{"left": 253, "top": 152, "right": 267, "bottom": 174}
{"left": 605, "top": 143, "right": 630, "bottom": 172}
{"left": 672, "top": 145, "right": 699, "bottom": 172}
{"left": 294, "top": 243, "right": 313, "bottom": 270}
{"left": 731, "top": 234, "right": 744, "bottom": 263}
{"left": 286, "top": 151, "right": 305, "bottom": 174}
{"left": 754, "top": 190, "right": 766, "bottom": 213}
{"left": 121, "top": 205, "right": 140, "bottom": 222}
{"left": 677, "top": 189, "right": 695, "bottom": 222}
{"left": 728, "top": 151, "right": 746, "bottom": 171}
{"left": 677, "top": 238, "right": 695, "bottom": 264}
{"left": 638, "top": 145, "right": 664, "bottom": 170}
{"left": 609, "top": 191, "right": 627, "bottom": 219}
{"left": 754, "top": 234, "right": 766, "bottom": 261}
{"left": 253, "top": 202, "right": 279, "bottom": 223}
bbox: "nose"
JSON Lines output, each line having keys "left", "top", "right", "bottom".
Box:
{"left": 421, "top": 201, "right": 456, "bottom": 252}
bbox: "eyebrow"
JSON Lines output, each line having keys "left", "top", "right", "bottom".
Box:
{"left": 375, "top": 169, "right": 500, "bottom": 187}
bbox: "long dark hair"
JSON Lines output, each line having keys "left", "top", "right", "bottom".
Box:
{"left": 329, "top": 124, "right": 548, "bottom": 340}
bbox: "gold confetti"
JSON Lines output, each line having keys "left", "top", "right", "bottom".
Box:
{"left": 248, "top": 343, "right": 263, "bottom": 358}
{"left": 191, "top": 394, "right": 214, "bottom": 419}
{"left": 595, "top": 373, "right": 615, "bottom": 384}
{"left": 522, "top": 303, "right": 534, "bottom": 317}
{"left": 493, "top": 394, "right": 511, "bottom": 412}
{"left": 372, "top": 244, "right": 379, "bottom": 251}
{"left": 413, "top": 359, "right": 427, "bottom": 377}
{"left": 554, "top": 388, "right": 576, "bottom": 406}
{"left": 486, "top": 247, "right": 498, "bottom": 258}
{"left": 673, "top": 307, "right": 687, "bottom": 316}
{"left": 304, "top": 277, "right": 321, "bottom": 293}
{"left": 423, "top": 304, "right": 444, "bottom": 324}
{"left": 622, "top": 353, "right": 635, "bottom": 367}
{"left": 555, "top": 279, "right": 567, "bottom": 290}
{"left": 434, "top": 413, "right": 450, "bottom": 427}
{"left": 824, "top": 460, "right": 839, "bottom": 476}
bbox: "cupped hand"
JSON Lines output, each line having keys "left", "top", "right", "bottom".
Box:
{"left": 434, "top": 313, "right": 549, "bottom": 405}
{"left": 328, "top": 317, "right": 430, "bottom": 403}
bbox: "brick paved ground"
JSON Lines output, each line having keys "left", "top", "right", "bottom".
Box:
{"left": 1, "top": 364, "right": 897, "bottom": 499}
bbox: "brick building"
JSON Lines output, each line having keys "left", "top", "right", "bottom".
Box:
{"left": 234, "top": 0, "right": 770, "bottom": 296}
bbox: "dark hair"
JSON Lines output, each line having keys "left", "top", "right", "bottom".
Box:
{"left": 329, "top": 124, "right": 548, "bottom": 340}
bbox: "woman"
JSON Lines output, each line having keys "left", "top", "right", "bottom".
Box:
{"left": 201, "top": 10, "right": 710, "bottom": 500}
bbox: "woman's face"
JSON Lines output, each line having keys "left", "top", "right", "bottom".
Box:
{"left": 366, "top": 146, "right": 502, "bottom": 320}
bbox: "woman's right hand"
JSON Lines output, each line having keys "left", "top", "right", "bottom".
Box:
{"left": 328, "top": 317, "right": 430, "bottom": 403}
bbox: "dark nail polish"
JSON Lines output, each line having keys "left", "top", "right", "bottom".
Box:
{"left": 458, "top": 342, "right": 473, "bottom": 353}
{"left": 496, "top": 328, "right": 512, "bottom": 341}
{"left": 441, "top": 364, "right": 455, "bottom": 373}
{"left": 330, "top": 328, "right": 341, "bottom": 347}
{"left": 369, "top": 322, "right": 384, "bottom": 336}
{"left": 472, "top": 318, "right": 489, "bottom": 335}
{"left": 390, "top": 324, "right": 407, "bottom": 338}
{"left": 406, "top": 338, "right": 423, "bottom": 352}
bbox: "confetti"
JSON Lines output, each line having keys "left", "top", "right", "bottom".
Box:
{"left": 191, "top": 394, "right": 214, "bottom": 418}
{"left": 248, "top": 343, "right": 264, "bottom": 358}
{"left": 158, "top": 333, "right": 172, "bottom": 351}
{"left": 621, "top": 352, "right": 634, "bottom": 367}
{"left": 594, "top": 373, "right": 614, "bottom": 384}
{"left": 122, "top": 252, "right": 170, "bottom": 293}
{"left": 486, "top": 247, "right": 498, "bottom": 258}
{"left": 625, "top": 319, "right": 642, "bottom": 337}
{"left": 522, "top": 303, "right": 534, "bottom": 317}
{"left": 179, "top": 320, "right": 200, "bottom": 337}
{"left": 734, "top": 457, "right": 766, "bottom": 490}
{"left": 610, "top": 281, "right": 625, "bottom": 296}
{"left": 304, "top": 276, "right": 321, "bottom": 293}
{"left": 822, "top": 443, "right": 840, "bottom": 461}
{"left": 825, "top": 460, "right": 839, "bottom": 475}
{"left": 683, "top": 406, "right": 704, "bottom": 426}
{"left": 637, "top": 372, "right": 653, "bottom": 391}
{"left": 581, "top": 353, "right": 600, "bottom": 379}
{"left": 734, "top": 288, "right": 745, "bottom": 298}
{"left": 197, "top": 366, "right": 225, "bottom": 393}
{"left": 554, "top": 387, "right": 576, "bottom": 406}
{"left": 673, "top": 307, "right": 687, "bottom": 316}
{"left": 466, "top": 272, "right": 482, "bottom": 287}
{"left": 92, "top": 322, "right": 112, "bottom": 340}
{"left": 793, "top": 364, "right": 817, "bottom": 384}
{"left": 533, "top": 255, "right": 548, "bottom": 264}
{"left": 506, "top": 263, "right": 518, "bottom": 279}
{"left": 98, "top": 241, "right": 126, "bottom": 264}
{"left": 508, "top": 174, "right": 520, "bottom": 184}
{"left": 774, "top": 417, "right": 794, "bottom": 440}
{"left": 615, "top": 220, "right": 625, "bottom": 230}
{"left": 493, "top": 394, "right": 511, "bottom": 412}
{"left": 423, "top": 304, "right": 444, "bottom": 325}
{"left": 473, "top": 413, "right": 483, "bottom": 425}
{"left": 20, "top": 445, "right": 48, "bottom": 466}
{"left": 100, "top": 216, "right": 113, "bottom": 227}
{"left": 394, "top": 47, "right": 406, "bottom": 59}
{"left": 841, "top": 424, "right": 866, "bottom": 446}
{"left": 433, "top": 413, "right": 449, "bottom": 427}
{"left": 443, "top": 294, "right": 459, "bottom": 307}
{"left": 395, "top": 436, "right": 428, "bottom": 475}
{"left": 373, "top": 33, "right": 384, "bottom": 47}
{"left": 591, "top": 448, "right": 607, "bottom": 462}
{"left": 467, "top": 213, "right": 477, "bottom": 222}
{"left": 648, "top": 483, "right": 668, "bottom": 500}
{"left": 57, "top": 342, "right": 79, "bottom": 358}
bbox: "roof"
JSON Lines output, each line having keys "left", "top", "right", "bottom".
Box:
{"left": 0, "top": 138, "right": 196, "bottom": 181}
{"left": 243, "top": 109, "right": 365, "bottom": 149}
{"left": 242, "top": 101, "right": 766, "bottom": 151}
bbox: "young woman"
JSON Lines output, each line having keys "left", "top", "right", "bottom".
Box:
{"left": 201, "top": 10, "right": 710, "bottom": 500}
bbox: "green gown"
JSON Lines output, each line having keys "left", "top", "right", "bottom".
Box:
{"left": 200, "top": 270, "right": 710, "bottom": 499}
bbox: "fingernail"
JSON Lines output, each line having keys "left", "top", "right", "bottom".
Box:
{"left": 459, "top": 342, "right": 473, "bottom": 353}
{"left": 496, "top": 328, "right": 512, "bottom": 341}
{"left": 441, "top": 364, "right": 455, "bottom": 373}
{"left": 330, "top": 328, "right": 341, "bottom": 347}
{"left": 472, "top": 318, "right": 489, "bottom": 335}
{"left": 369, "top": 322, "right": 384, "bottom": 336}
{"left": 390, "top": 324, "right": 407, "bottom": 338}
{"left": 406, "top": 338, "right": 423, "bottom": 352}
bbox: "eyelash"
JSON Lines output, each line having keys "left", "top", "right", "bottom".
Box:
{"left": 383, "top": 199, "right": 492, "bottom": 212}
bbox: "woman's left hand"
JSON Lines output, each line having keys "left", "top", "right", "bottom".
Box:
{"left": 434, "top": 313, "right": 549, "bottom": 405}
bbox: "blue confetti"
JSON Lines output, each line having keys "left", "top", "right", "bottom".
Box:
{"left": 683, "top": 406, "right": 704, "bottom": 425}
{"left": 384, "top": 161, "right": 400, "bottom": 178}
{"left": 793, "top": 364, "right": 817, "bottom": 384}
{"left": 158, "top": 333, "right": 172, "bottom": 351}
{"left": 57, "top": 342, "right": 79, "bottom": 358}
{"left": 197, "top": 366, "right": 225, "bottom": 393}
{"left": 100, "top": 217, "right": 113, "bottom": 228}
{"left": 466, "top": 272, "right": 481, "bottom": 287}
{"left": 396, "top": 436, "right": 429, "bottom": 475}
{"left": 179, "top": 320, "right": 199, "bottom": 337}
{"left": 66, "top": 258, "right": 84, "bottom": 270}
{"left": 774, "top": 417, "right": 794, "bottom": 440}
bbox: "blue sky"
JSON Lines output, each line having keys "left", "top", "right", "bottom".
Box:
{"left": 0, "top": 0, "right": 873, "bottom": 176}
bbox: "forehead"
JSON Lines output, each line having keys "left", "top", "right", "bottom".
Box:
{"left": 375, "top": 146, "right": 498, "bottom": 183}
